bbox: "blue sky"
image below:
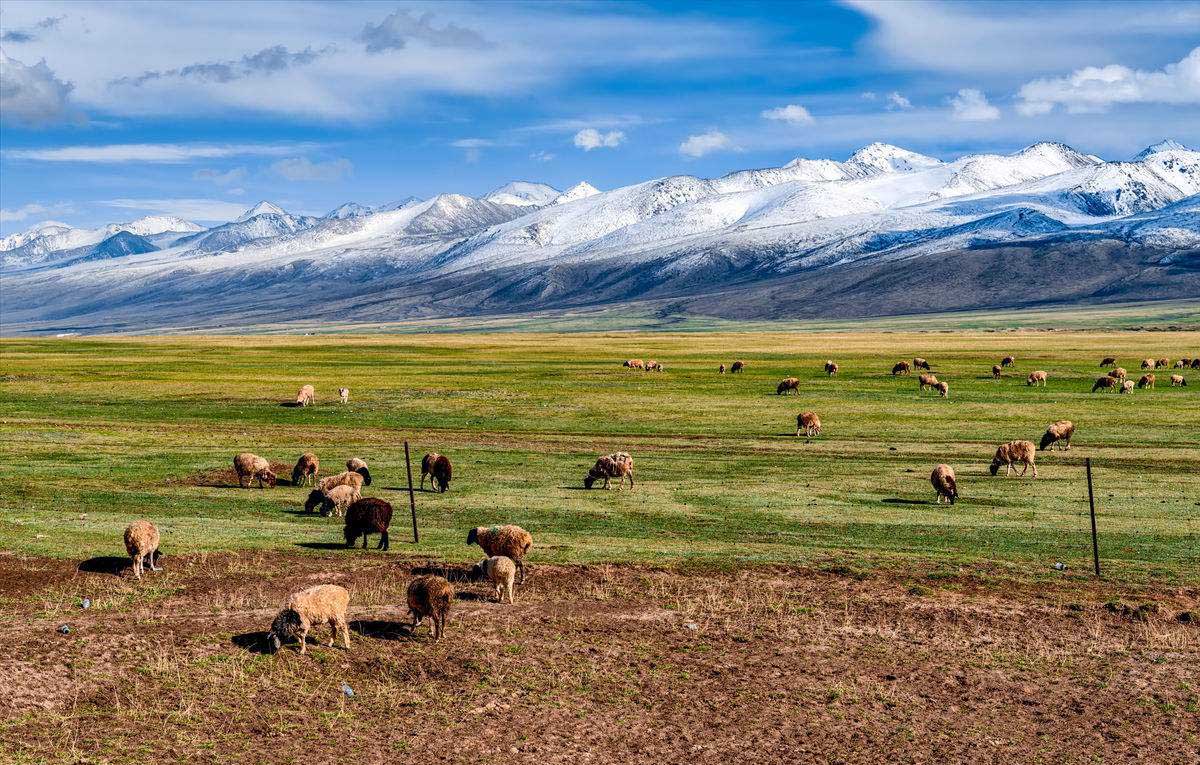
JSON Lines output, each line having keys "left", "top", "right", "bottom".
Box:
{"left": 1, "top": 0, "right": 1198, "bottom": 233}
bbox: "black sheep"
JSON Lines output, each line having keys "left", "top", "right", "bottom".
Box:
{"left": 343, "top": 498, "right": 393, "bottom": 551}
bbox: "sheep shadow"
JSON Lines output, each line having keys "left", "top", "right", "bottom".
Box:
{"left": 349, "top": 620, "right": 414, "bottom": 641}
{"left": 295, "top": 542, "right": 349, "bottom": 551}
{"left": 380, "top": 486, "right": 438, "bottom": 493}
{"left": 881, "top": 498, "right": 928, "bottom": 506}
{"left": 279, "top": 401, "right": 305, "bottom": 408}
{"left": 231, "top": 631, "right": 274, "bottom": 654}
{"left": 78, "top": 556, "right": 131, "bottom": 576}
{"left": 411, "top": 564, "right": 475, "bottom": 583}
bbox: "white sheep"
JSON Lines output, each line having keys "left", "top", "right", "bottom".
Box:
{"left": 267, "top": 584, "right": 351, "bottom": 654}
{"left": 338, "top": 387, "right": 349, "bottom": 404}
{"left": 472, "top": 555, "right": 517, "bottom": 604}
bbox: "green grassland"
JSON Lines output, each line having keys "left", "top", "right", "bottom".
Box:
{"left": 1, "top": 328, "right": 1197, "bottom": 583}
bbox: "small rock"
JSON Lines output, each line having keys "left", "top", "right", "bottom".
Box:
{"left": 58, "top": 624, "right": 71, "bottom": 635}
{"left": 340, "top": 683, "right": 355, "bottom": 698}
{"left": 80, "top": 598, "right": 91, "bottom": 609}
{"left": 684, "top": 622, "right": 699, "bottom": 631}
{"left": 1053, "top": 562, "right": 1066, "bottom": 571}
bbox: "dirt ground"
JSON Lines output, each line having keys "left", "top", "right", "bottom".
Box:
{"left": 1, "top": 550, "right": 1197, "bottom": 764}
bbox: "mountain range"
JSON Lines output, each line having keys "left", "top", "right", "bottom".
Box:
{"left": 2, "top": 140, "right": 1197, "bottom": 333}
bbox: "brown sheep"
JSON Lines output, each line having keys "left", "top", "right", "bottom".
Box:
{"left": 1108, "top": 367, "right": 1127, "bottom": 380}
{"left": 317, "top": 470, "right": 365, "bottom": 493}
{"left": 343, "top": 497, "right": 392, "bottom": 550}
{"left": 1026, "top": 370, "right": 1047, "bottom": 387}
{"left": 467, "top": 525, "right": 533, "bottom": 583}
{"left": 992, "top": 364, "right": 1002, "bottom": 380}
{"left": 1174, "top": 359, "right": 1189, "bottom": 369}
{"left": 1000, "top": 355, "right": 1015, "bottom": 367}
{"left": 1192, "top": 358, "right": 1200, "bottom": 369}
{"left": 1171, "top": 374, "right": 1187, "bottom": 387}
{"left": 934, "top": 381, "right": 949, "bottom": 397}
{"left": 407, "top": 575, "right": 453, "bottom": 640}
{"left": 1120, "top": 379, "right": 1135, "bottom": 394}
{"left": 1137, "top": 374, "right": 1155, "bottom": 389}
{"left": 1092, "top": 375, "right": 1119, "bottom": 392}
{"left": 990, "top": 440, "right": 1037, "bottom": 478}
{"left": 1039, "top": 420, "right": 1075, "bottom": 451}
{"left": 344, "top": 458, "right": 372, "bottom": 486}
{"left": 913, "top": 357, "right": 931, "bottom": 370}
{"left": 471, "top": 555, "right": 517, "bottom": 604}
{"left": 1100, "top": 356, "right": 1117, "bottom": 367}
{"left": 585, "top": 451, "right": 634, "bottom": 489}
{"left": 718, "top": 364, "right": 726, "bottom": 374}
{"left": 234, "top": 452, "right": 276, "bottom": 488}
{"left": 421, "top": 453, "right": 452, "bottom": 492}
{"left": 918, "top": 373, "right": 939, "bottom": 391}
{"left": 776, "top": 377, "right": 800, "bottom": 395}
{"left": 930, "top": 464, "right": 957, "bottom": 505}
{"left": 796, "top": 411, "right": 821, "bottom": 438}
{"left": 623, "top": 359, "right": 645, "bottom": 369}
{"left": 1157, "top": 358, "right": 1170, "bottom": 369}
{"left": 730, "top": 360, "right": 745, "bottom": 373}
{"left": 892, "top": 361, "right": 911, "bottom": 375}
{"left": 123, "top": 520, "right": 161, "bottom": 580}
{"left": 267, "top": 584, "right": 350, "bottom": 655}
{"left": 1141, "top": 358, "right": 1156, "bottom": 370}
{"left": 320, "top": 485, "right": 361, "bottom": 518}
{"left": 824, "top": 361, "right": 838, "bottom": 376}
{"left": 296, "top": 384, "right": 315, "bottom": 406}
{"left": 291, "top": 452, "right": 319, "bottom": 487}
{"left": 645, "top": 361, "right": 664, "bottom": 372}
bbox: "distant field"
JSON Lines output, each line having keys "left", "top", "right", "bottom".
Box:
{"left": 1, "top": 329, "right": 1197, "bottom": 583}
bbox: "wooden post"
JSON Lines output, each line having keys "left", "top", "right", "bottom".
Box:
{"left": 404, "top": 441, "right": 419, "bottom": 544}
{"left": 1085, "top": 457, "right": 1100, "bottom": 578}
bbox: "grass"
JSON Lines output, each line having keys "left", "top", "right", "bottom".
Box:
{"left": 1, "top": 327, "right": 1198, "bottom": 583}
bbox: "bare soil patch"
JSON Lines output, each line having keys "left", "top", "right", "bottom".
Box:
{"left": 168, "top": 460, "right": 296, "bottom": 488}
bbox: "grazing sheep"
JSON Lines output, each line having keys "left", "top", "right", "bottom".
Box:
{"left": 304, "top": 490, "right": 325, "bottom": 514}
{"left": 291, "top": 452, "right": 319, "bottom": 487}
{"left": 934, "top": 381, "right": 949, "bottom": 397}
{"left": 123, "top": 520, "right": 161, "bottom": 580}
{"left": 719, "top": 364, "right": 726, "bottom": 374}
{"left": 913, "top": 357, "right": 931, "bottom": 371}
{"left": 990, "top": 440, "right": 1037, "bottom": 478}
{"left": 918, "top": 373, "right": 939, "bottom": 391}
{"left": 1100, "top": 356, "right": 1117, "bottom": 367}
{"left": 585, "top": 452, "right": 634, "bottom": 490}
{"left": 1141, "top": 358, "right": 1156, "bottom": 370}
{"left": 421, "top": 453, "right": 452, "bottom": 492}
{"left": 296, "top": 384, "right": 315, "bottom": 406}
{"left": 234, "top": 452, "right": 277, "bottom": 488}
{"left": 407, "top": 575, "right": 453, "bottom": 640}
{"left": 1192, "top": 358, "right": 1200, "bottom": 369}
{"left": 1120, "top": 379, "right": 1135, "bottom": 394}
{"left": 317, "top": 470, "right": 365, "bottom": 493}
{"left": 796, "top": 411, "right": 821, "bottom": 438}
{"left": 824, "top": 361, "right": 838, "bottom": 376}
{"left": 343, "top": 497, "right": 392, "bottom": 551}
{"left": 320, "top": 485, "right": 361, "bottom": 518}
{"left": 624, "top": 359, "right": 645, "bottom": 370}
{"left": 1040, "top": 420, "right": 1075, "bottom": 451}
{"left": 930, "top": 464, "right": 957, "bottom": 505}
{"left": 892, "top": 361, "right": 911, "bottom": 376}
{"left": 267, "top": 584, "right": 350, "bottom": 655}
{"left": 1001, "top": 355, "right": 1015, "bottom": 368}
{"left": 992, "top": 364, "right": 1002, "bottom": 380}
{"left": 646, "top": 361, "right": 664, "bottom": 372}
{"left": 1137, "top": 374, "right": 1155, "bottom": 389}
{"left": 1157, "top": 358, "right": 1170, "bottom": 369}
{"left": 730, "top": 360, "right": 745, "bottom": 373}
{"left": 776, "top": 377, "right": 800, "bottom": 395}
{"left": 467, "top": 525, "right": 533, "bottom": 583}
{"left": 1174, "top": 359, "right": 1189, "bottom": 369}
{"left": 344, "top": 458, "right": 372, "bottom": 486}
{"left": 1026, "top": 370, "right": 1048, "bottom": 387}
{"left": 1108, "top": 367, "right": 1127, "bottom": 380}
{"left": 1092, "top": 376, "right": 1119, "bottom": 392}
{"left": 1171, "top": 374, "right": 1187, "bottom": 387}
{"left": 338, "top": 387, "right": 349, "bottom": 404}
{"left": 471, "top": 555, "right": 517, "bottom": 604}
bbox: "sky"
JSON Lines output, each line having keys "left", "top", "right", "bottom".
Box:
{"left": 1, "top": 0, "right": 1198, "bottom": 234}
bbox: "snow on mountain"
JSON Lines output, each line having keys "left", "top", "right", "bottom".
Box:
{"left": 235, "top": 201, "right": 289, "bottom": 222}
{"left": 1063, "top": 149, "right": 1200, "bottom": 216}
{"left": 375, "top": 197, "right": 421, "bottom": 212}
{"left": 553, "top": 182, "right": 601, "bottom": 205}
{"left": 324, "top": 203, "right": 374, "bottom": 220}
{"left": 1134, "top": 139, "right": 1191, "bottom": 161}
{"left": 179, "top": 205, "right": 320, "bottom": 253}
{"left": 934, "top": 142, "right": 1100, "bottom": 199}
{"left": 85, "top": 231, "right": 159, "bottom": 261}
{"left": 1, "top": 216, "right": 202, "bottom": 263}
{"left": 483, "top": 182, "right": 561, "bottom": 208}
{"left": 841, "top": 143, "right": 942, "bottom": 177}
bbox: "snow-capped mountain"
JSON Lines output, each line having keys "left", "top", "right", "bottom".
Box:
{"left": 1134, "top": 139, "right": 1191, "bottom": 160}
{"left": 0, "top": 215, "right": 200, "bottom": 264}
{"left": 2, "top": 140, "right": 1197, "bottom": 332}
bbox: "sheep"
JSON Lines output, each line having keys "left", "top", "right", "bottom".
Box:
{"left": 234, "top": 452, "right": 277, "bottom": 488}
{"left": 796, "top": 411, "right": 821, "bottom": 438}
{"left": 913, "top": 357, "right": 931, "bottom": 371}
{"left": 1039, "top": 420, "right": 1075, "bottom": 451}
{"left": 1174, "top": 359, "right": 1189, "bottom": 369}
{"left": 345, "top": 458, "right": 372, "bottom": 486}
{"left": 317, "top": 470, "right": 365, "bottom": 493}
{"left": 624, "top": 359, "right": 645, "bottom": 369}
{"left": 1026, "top": 370, "right": 1048, "bottom": 387}
{"left": 291, "top": 452, "right": 319, "bottom": 487}
{"left": 296, "top": 384, "right": 315, "bottom": 406}
{"left": 1137, "top": 374, "right": 1155, "bottom": 389}
{"left": 918, "top": 373, "right": 939, "bottom": 391}
{"left": 407, "top": 575, "right": 453, "bottom": 640}
{"left": 930, "top": 464, "right": 957, "bottom": 505}
{"left": 990, "top": 440, "right": 1037, "bottom": 478}
{"left": 471, "top": 555, "right": 517, "bottom": 604}
{"left": 266, "top": 584, "right": 350, "bottom": 655}
{"left": 1108, "top": 367, "right": 1127, "bottom": 380}
{"left": 646, "top": 361, "right": 664, "bottom": 372}
{"left": 319, "top": 485, "right": 361, "bottom": 518}
{"left": 776, "top": 377, "right": 800, "bottom": 395}
{"left": 1120, "top": 379, "right": 1135, "bottom": 394}
{"left": 824, "top": 361, "right": 839, "bottom": 376}
{"left": 1092, "top": 376, "right": 1119, "bottom": 392}
{"left": 1000, "top": 355, "right": 1015, "bottom": 368}
{"left": 1100, "top": 356, "right": 1117, "bottom": 367}
{"left": 1192, "top": 358, "right": 1200, "bottom": 369}
{"left": 934, "top": 381, "right": 949, "bottom": 397}
{"left": 123, "top": 520, "right": 161, "bottom": 580}
{"left": 421, "top": 453, "right": 452, "bottom": 492}
{"left": 1157, "top": 358, "right": 1170, "bottom": 369}
{"left": 719, "top": 364, "right": 726, "bottom": 374}
{"left": 992, "top": 364, "right": 1002, "bottom": 380}
{"left": 892, "top": 361, "right": 911, "bottom": 375}
{"left": 343, "top": 497, "right": 392, "bottom": 551}
{"left": 585, "top": 451, "right": 634, "bottom": 490}
{"left": 467, "top": 525, "right": 533, "bottom": 583}
{"left": 730, "top": 360, "right": 745, "bottom": 373}
{"left": 1141, "top": 358, "right": 1156, "bottom": 370}
{"left": 1171, "top": 374, "right": 1187, "bottom": 387}
{"left": 338, "top": 387, "right": 349, "bottom": 404}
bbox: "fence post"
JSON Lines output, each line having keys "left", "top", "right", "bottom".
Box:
{"left": 404, "top": 441, "right": 419, "bottom": 544}
{"left": 1085, "top": 457, "right": 1100, "bottom": 578}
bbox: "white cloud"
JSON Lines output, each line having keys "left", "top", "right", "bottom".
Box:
{"left": 860, "top": 91, "right": 877, "bottom": 100}
{"left": 1017, "top": 46, "right": 1200, "bottom": 115}
{"left": 573, "top": 128, "right": 625, "bottom": 151}
{"left": 270, "top": 157, "right": 353, "bottom": 182}
{"left": 0, "top": 202, "right": 73, "bottom": 223}
{"left": 451, "top": 138, "right": 497, "bottom": 163}
{"left": 358, "top": 9, "right": 491, "bottom": 53}
{"left": 760, "top": 104, "right": 814, "bottom": 125}
{"left": 5, "top": 142, "right": 316, "bottom": 163}
{"left": 949, "top": 88, "right": 1000, "bottom": 121}
{"left": 193, "top": 167, "right": 248, "bottom": 186}
{"left": 678, "top": 130, "right": 732, "bottom": 158}
{"left": 886, "top": 91, "right": 912, "bottom": 110}
{"left": 0, "top": 51, "right": 77, "bottom": 127}
{"left": 529, "top": 150, "right": 555, "bottom": 162}
{"left": 99, "top": 198, "right": 250, "bottom": 222}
